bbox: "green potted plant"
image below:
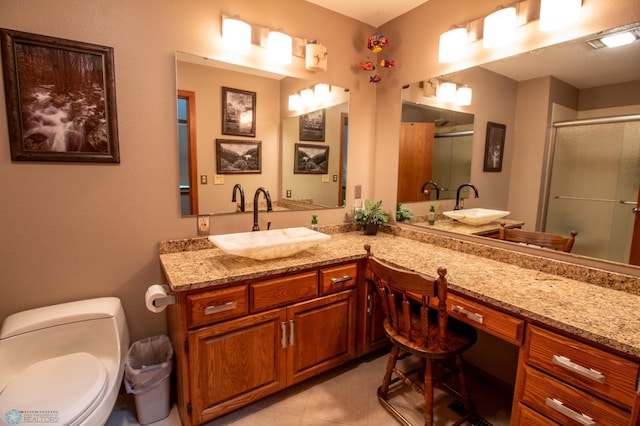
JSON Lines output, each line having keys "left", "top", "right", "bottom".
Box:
{"left": 396, "top": 203, "right": 414, "bottom": 223}
{"left": 354, "top": 199, "right": 390, "bottom": 235}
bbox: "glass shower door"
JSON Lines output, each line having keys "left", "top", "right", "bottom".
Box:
{"left": 545, "top": 118, "right": 640, "bottom": 263}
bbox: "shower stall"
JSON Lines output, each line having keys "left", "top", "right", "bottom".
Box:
{"left": 543, "top": 115, "right": 640, "bottom": 264}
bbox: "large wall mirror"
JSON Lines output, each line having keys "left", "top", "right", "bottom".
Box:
{"left": 397, "top": 22, "right": 640, "bottom": 267}
{"left": 176, "top": 51, "right": 349, "bottom": 216}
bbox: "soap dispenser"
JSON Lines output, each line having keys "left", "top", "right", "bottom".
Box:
{"left": 428, "top": 205, "right": 435, "bottom": 226}
{"left": 311, "top": 215, "right": 318, "bottom": 231}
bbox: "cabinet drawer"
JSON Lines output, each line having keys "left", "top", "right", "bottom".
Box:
{"left": 251, "top": 271, "right": 318, "bottom": 311}
{"left": 441, "top": 293, "right": 525, "bottom": 345}
{"left": 319, "top": 263, "right": 357, "bottom": 295}
{"left": 526, "top": 325, "right": 639, "bottom": 409}
{"left": 520, "top": 364, "right": 631, "bottom": 425}
{"left": 514, "top": 402, "right": 560, "bottom": 425}
{"left": 187, "top": 285, "right": 248, "bottom": 328}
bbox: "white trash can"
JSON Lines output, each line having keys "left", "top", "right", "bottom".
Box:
{"left": 124, "top": 335, "right": 174, "bottom": 425}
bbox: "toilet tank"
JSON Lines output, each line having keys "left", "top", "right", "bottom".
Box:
{"left": 0, "top": 297, "right": 129, "bottom": 392}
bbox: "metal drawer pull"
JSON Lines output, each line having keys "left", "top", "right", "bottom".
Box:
{"left": 452, "top": 305, "right": 484, "bottom": 324}
{"left": 204, "top": 301, "right": 238, "bottom": 315}
{"left": 546, "top": 398, "right": 595, "bottom": 426}
{"left": 331, "top": 275, "right": 353, "bottom": 285}
{"left": 552, "top": 355, "right": 606, "bottom": 383}
{"left": 289, "top": 320, "right": 296, "bottom": 346}
{"left": 281, "top": 322, "right": 288, "bottom": 348}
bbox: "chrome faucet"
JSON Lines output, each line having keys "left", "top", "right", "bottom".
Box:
{"left": 454, "top": 183, "right": 479, "bottom": 210}
{"left": 252, "top": 187, "right": 273, "bottom": 231}
{"left": 232, "top": 184, "right": 245, "bottom": 212}
{"left": 420, "top": 180, "right": 440, "bottom": 200}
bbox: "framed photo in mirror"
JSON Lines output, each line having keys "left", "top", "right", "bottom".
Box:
{"left": 0, "top": 28, "right": 119, "bottom": 162}
{"left": 216, "top": 139, "right": 261, "bottom": 174}
{"left": 221, "top": 87, "right": 256, "bottom": 137}
{"left": 483, "top": 122, "right": 506, "bottom": 172}
{"left": 299, "top": 109, "right": 325, "bottom": 141}
{"left": 294, "top": 143, "right": 329, "bottom": 174}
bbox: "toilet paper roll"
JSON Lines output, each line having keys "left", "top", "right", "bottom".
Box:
{"left": 145, "top": 284, "right": 174, "bottom": 313}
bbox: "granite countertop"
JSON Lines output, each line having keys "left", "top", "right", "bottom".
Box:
{"left": 159, "top": 227, "right": 640, "bottom": 359}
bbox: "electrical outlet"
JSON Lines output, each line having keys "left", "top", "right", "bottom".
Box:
{"left": 286, "top": 190, "right": 292, "bottom": 198}
{"left": 200, "top": 175, "right": 207, "bottom": 184}
{"left": 321, "top": 174, "right": 329, "bottom": 183}
{"left": 197, "top": 215, "right": 210, "bottom": 236}
{"left": 333, "top": 175, "right": 338, "bottom": 182}
{"left": 214, "top": 175, "right": 224, "bottom": 185}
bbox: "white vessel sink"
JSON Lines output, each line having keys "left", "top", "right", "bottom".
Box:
{"left": 209, "top": 227, "right": 330, "bottom": 260}
{"left": 443, "top": 208, "right": 510, "bottom": 226}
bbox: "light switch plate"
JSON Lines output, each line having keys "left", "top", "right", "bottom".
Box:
{"left": 214, "top": 175, "right": 224, "bottom": 185}
{"left": 321, "top": 174, "right": 329, "bottom": 183}
{"left": 197, "top": 215, "right": 210, "bottom": 236}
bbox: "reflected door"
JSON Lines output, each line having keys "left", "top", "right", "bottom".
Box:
{"left": 397, "top": 122, "right": 435, "bottom": 202}
{"left": 545, "top": 119, "right": 640, "bottom": 264}
{"left": 177, "top": 90, "right": 198, "bottom": 215}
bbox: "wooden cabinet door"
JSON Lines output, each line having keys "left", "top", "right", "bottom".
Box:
{"left": 397, "top": 122, "right": 435, "bottom": 203}
{"left": 188, "top": 308, "right": 287, "bottom": 424}
{"left": 363, "top": 278, "right": 388, "bottom": 354}
{"left": 286, "top": 289, "right": 356, "bottom": 385}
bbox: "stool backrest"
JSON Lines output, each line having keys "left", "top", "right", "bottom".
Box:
{"left": 498, "top": 223, "right": 577, "bottom": 253}
{"left": 364, "top": 244, "right": 448, "bottom": 349}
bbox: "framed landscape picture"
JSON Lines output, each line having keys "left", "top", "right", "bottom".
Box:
{"left": 483, "top": 121, "right": 506, "bottom": 172}
{"left": 294, "top": 143, "right": 329, "bottom": 174}
{"left": 0, "top": 29, "right": 119, "bottom": 162}
{"left": 299, "top": 109, "right": 325, "bottom": 141}
{"left": 222, "top": 86, "right": 256, "bottom": 137}
{"left": 216, "top": 139, "right": 261, "bottom": 174}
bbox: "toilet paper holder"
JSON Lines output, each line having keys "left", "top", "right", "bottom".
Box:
{"left": 153, "top": 294, "right": 176, "bottom": 307}
{"left": 146, "top": 284, "right": 176, "bottom": 313}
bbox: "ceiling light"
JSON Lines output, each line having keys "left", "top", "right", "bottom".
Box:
{"left": 587, "top": 27, "right": 640, "bottom": 49}
{"left": 222, "top": 17, "right": 251, "bottom": 54}
{"left": 483, "top": 7, "right": 517, "bottom": 48}
{"left": 267, "top": 31, "right": 292, "bottom": 64}
{"left": 539, "top": 0, "right": 582, "bottom": 31}
{"left": 439, "top": 27, "right": 468, "bottom": 63}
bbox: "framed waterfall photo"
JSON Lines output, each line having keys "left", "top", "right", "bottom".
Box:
{"left": 221, "top": 86, "right": 256, "bottom": 137}
{"left": 483, "top": 121, "right": 506, "bottom": 172}
{"left": 0, "top": 28, "right": 120, "bottom": 162}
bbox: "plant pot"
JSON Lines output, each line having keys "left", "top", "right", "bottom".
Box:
{"left": 363, "top": 224, "right": 379, "bottom": 235}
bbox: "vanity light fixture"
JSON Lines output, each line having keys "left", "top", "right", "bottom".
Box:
{"left": 314, "top": 83, "right": 330, "bottom": 102}
{"left": 288, "top": 93, "right": 301, "bottom": 111}
{"left": 267, "top": 30, "right": 293, "bottom": 64}
{"left": 439, "top": 27, "right": 469, "bottom": 63}
{"left": 436, "top": 82, "right": 457, "bottom": 103}
{"left": 300, "top": 88, "right": 314, "bottom": 107}
{"left": 456, "top": 86, "right": 473, "bottom": 106}
{"left": 483, "top": 6, "right": 517, "bottom": 48}
{"left": 539, "top": 0, "right": 582, "bottom": 31}
{"left": 222, "top": 17, "right": 252, "bottom": 54}
{"left": 305, "top": 42, "right": 328, "bottom": 71}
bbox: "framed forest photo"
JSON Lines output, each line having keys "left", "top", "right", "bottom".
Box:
{"left": 294, "top": 143, "right": 329, "bottom": 174}
{"left": 0, "top": 28, "right": 119, "bottom": 162}
{"left": 216, "top": 139, "right": 261, "bottom": 174}
{"left": 483, "top": 121, "right": 506, "bottom": 172}
{"left": 299, "top": 109, "right": 325, "bottom": 141}
{"left": 221, "top": 86, "right": 256, "bottom": 137}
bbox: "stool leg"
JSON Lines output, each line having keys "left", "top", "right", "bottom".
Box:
{"left": 380, "top": 345, "right": 400, "bottom": 399}
{"left": 455, "top": 355, "right": 473, "bottom": 413}
{"left": 424, "top": 358, "right": 433, "bottom": 426}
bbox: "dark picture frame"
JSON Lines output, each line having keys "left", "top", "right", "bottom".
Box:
{"left": 299, "top": 109, "right": 325, "bottom": 141}
{"left": 0, "top": 28, "right": 119, "bottom": 163}
{"left": 294, "top": 143, "right": 329, "bottom": 174}
{"left": 216, "top": 139, "right": 261, "bottom": 174}
{"left": 483, "top": 121, "right": 506, "bottom": 172}
{"left": 221, "top": 86, "right": 256, "bottom": 137}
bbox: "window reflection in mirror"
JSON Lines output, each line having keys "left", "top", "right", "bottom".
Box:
{"left": 175, "top": 52, "right": 348, "bottom": 216}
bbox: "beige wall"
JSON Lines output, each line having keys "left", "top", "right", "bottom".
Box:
{"left": 1, "top": 0, "right": 638, "bottom": 342}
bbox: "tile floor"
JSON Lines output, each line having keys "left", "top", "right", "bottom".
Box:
{"left": 107, "top": 349, "right": 512, "bottom": 426}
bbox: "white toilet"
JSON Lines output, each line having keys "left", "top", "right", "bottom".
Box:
{"left": 0, "top": 297, "right": 129, "bottom": 425}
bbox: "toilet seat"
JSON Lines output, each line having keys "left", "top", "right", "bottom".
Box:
{"left": 0, "top": 352, "right": 107, "bottom": 426}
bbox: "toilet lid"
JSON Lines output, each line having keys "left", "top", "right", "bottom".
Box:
{"left": 0, "top": 352, "right": 107, "bottom": 426}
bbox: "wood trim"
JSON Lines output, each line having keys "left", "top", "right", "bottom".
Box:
{"left": 178, "top": 90, "right": 198, "bottom": 215}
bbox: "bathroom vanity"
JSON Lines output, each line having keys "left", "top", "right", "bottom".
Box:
{"left": 159, "top": 225, "right": 640, "bottom": 425}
